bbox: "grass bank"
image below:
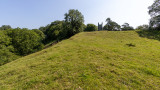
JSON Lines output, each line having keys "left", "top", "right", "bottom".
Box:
{"left": 0, "top": 31, "right": 160, "bottom": 89}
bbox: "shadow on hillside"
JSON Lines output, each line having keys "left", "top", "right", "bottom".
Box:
{"left": 136, "top": 30, "right": 160, "bottom": 41}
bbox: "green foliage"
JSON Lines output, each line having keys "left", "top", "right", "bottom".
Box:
{"left": 148, "top": 0, "right": 160, "bottom": 29}
{"left": 103, "top": 18, "right": 121, "bottom": 31}
{"left": 0, "top": 25, "right": 12, "bottom": 30}
{"left": 39, "top": 9, "right": 85, "bottom": 44}
{"left": 121, "top": 23, "right": 134, "bottom": 31}
{"left": 136, "top": 25, "right": 149, "bottom": 30}
{"left": 0, "top": 31, "right": 19, "bottom": 65}
{"left": 136, "top": 30, "right": 160, "bottom": 41}
{"left": 85, "top": 24, "right": 98, "bottom": 31}
{"left": 39, "top": 21, "right": 65, "bottom": 44}
{"left": 0, "top": 28, "right": 44, "bottom": 65}
{"left": 0, "top": 48, "right": 19, "bottom": 66}
{"left": 64, "top": 9, "right": 84, "bottom": 37}
{"left": 39, "top": 25, "right": 50, "bottom": 34}
{"left": 45, "top": 21, "right": 64, "bottom": 41}
{"left": 7, "top": 29, "right": 44, "bottom": 55}
{"left": 32, "top": 29, "right": 45, "bottom": 40}
{"left": 0, "top": 31, "right": 11, "bottom": 46}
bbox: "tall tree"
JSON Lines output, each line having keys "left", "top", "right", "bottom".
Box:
{"left": 64, "top": 9, "right": 84, "bottom": 37}
{"left": 103, "top": 18, "right": 121, "bottom": 31}
{"left": 45, "top": 20, "right": 64, "bottom": 41}
{"left": 149, "top": 0, "right": 160, "bottom": 29}
{"left": 121, "top": 23, "right": 134, "bottom": 31}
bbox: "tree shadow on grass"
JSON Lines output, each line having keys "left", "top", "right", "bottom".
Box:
{"left": 136, "top": 30, "right": 160, "bottom": 41}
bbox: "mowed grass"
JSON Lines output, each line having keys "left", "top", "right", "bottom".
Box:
{"left": 0, "top": 31, "right": 160, "bottom": 89}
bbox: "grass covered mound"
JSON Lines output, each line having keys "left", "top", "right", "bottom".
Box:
{"left": 0, "top": 31, "right": 160, "bottom": 89}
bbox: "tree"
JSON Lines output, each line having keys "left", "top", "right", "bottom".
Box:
{"left": 85, "top": 24, "right": 98, "bottom": 31}
{"left": 45, "top": 20, "right": 64, "bottom": 42}
{"left": 136, "top": 24, "right": 149, "bottom": 30}
{"left": 32, "top": 29, "right": 45, "bottom": 40}
{"left": 0, "top": 28, "right": 45, "bottom": 65}
{"left": 0, "top": 25, "right": 12, "bottom": 30}
{"left": 7, "top": 28, "right": 44, "bottom": 55}
{"left": 121, "top": 23, "right": 134, "bottom": 31}
{"left": 148, "top": 0, "right": 160, "bottom": 29}
{"left": 39, "top": 24, "right": 50, "bottom": 34}
{"left": 103, "top": 18, "right": 121, "bottom": 31}
{"left": 0, "top": 31, "right": 18, "bottom": 65}
{"left": 64, "top": 9, "right": 84, "bottom": 37}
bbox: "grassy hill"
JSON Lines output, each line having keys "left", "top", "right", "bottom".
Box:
{"left": 0, "top": 31, "right": 160, "bottom": 89}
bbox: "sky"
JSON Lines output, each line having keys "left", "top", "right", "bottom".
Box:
{"left": 0, "top": 0, "right": 154, "bottom": 29}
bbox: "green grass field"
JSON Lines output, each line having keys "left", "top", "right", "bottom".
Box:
{"left": 0, "top": 31, "right": 160, "bottom": 89}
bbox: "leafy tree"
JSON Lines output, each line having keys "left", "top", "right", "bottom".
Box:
{"left": 149, "top": 0, "right": 160, "bottom": 29}
{"left": 0, "top": 25, "right": 12, "bottom": 30}
{"left": 32, "top": 29, "right": 45, "bottom": 40}
{"left": 136, "top": 24, "right": 149, "bottom": 30}
{"left": 82, "top": 23, "right": 87, "bottom": 31}
{"left": 121, "top": 23, "right": 134, "bottom": 31}
{"left": 85, "top": 24, "right": 98, "bottom": 31}
{"left": 7, "top": 28, "right": 44, "bottom": 55}
{"left": 63, "top": 9, "right": 84, "bottom": 37}
{"left": 39, "top": 25, "right": 50, "bottom": 34}
{"left": 103, "top": 18, "right": 121, "bottom": 31}
{"left": 45, "top": 20, "right": 64, "bottom": 42}
{"left": 0, "top": 31, "right": 18, "bottom": 65}
{"left": 0, "top": 28, "right": 45, "bottom": 65}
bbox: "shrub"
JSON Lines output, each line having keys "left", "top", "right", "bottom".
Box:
{"left": 85, "top": 24, "right": 98, "bottom": 31}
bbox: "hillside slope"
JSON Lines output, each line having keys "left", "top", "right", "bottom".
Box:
{"left": 0, "top": 31, "right": 160, "bottom": 89}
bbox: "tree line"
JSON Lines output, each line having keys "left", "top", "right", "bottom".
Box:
{"left": 0, "top": 9, "right": 145, "bottom": 65}
{"left": 0, "top": 28, "right": 44, "bottom": 65}
{"left": 0, "top": 9, "right": 86, "bottom": 65}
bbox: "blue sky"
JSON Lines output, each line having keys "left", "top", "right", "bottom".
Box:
{"left": 0, "top": 0, "right": 154, "bottom": 29}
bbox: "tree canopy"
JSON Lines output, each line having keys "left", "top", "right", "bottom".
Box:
{"left": 0, "top": 31, "right": 19, "bottom": 65}
{"left": 149, "top": 0, "right": 160, "bottom": 29}
{"left": 64, "top": 9, "right": 84, "bottom": 37}
{"left": 103, "top": 18, "right": 121, "bottom": 31}
{"left": 7, "top": 29, "right": 44, "bottom": 55}
{"left": 45, "top": 21, "right": 64, "bottom": 42}
{"left": 85, "top": 24, "right": 98, "bottom": 31}
{"left": 0, "top": 25, "right": 12, "bottom": 30}
{"left": 136, "top": 24, "right": 149, "bottom": 30}
{"left": 0, "top": 28, "right": 45, "bottom": 65}
{"left": 121, "top": 23, "right": 134, "bottom": 31}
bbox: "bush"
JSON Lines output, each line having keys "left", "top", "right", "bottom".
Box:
{"left": 121, "top": 23, "right": 134, "bottom": 31}
{"left": 85, "top": 24, "right": 98, "bottom": 31}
